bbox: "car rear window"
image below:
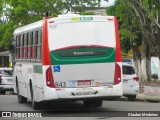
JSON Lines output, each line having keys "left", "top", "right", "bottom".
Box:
{"left": 122, "top": 66, "right": 135, "bottom": 75}
{"left": 122, "top": 58, "right": 132, "bottom": 62}
{"left": 0, "top": 70, "right": 13, "bottom": 77}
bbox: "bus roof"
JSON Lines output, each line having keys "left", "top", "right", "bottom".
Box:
{"left": 13, "top": 20, "right": 43, "bottom": 35}
{"left": 13, "top": 14, "right": 116, "bottom": 35}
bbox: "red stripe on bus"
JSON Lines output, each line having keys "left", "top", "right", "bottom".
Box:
{"left": 114, "top": 17, "right": 122, "bottom": 62}
{"left": 32, "top": 47, "right": 36, "bottom": 59}
{"left": 28, "top": 47, "right": 31, "bottom": 59}
{"left": 20, "top": 47, "right": 22, "bottom": 59}
{"left": 42, "top": 18, "right": 51, "bottom": 65}
{"left": 24, "top": 47, "right": 27, "bottom": 59}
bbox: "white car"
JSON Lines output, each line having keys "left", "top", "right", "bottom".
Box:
{"left": 0, "top": 68, "right": 13, "bottom": 94}
{"left": 122, "top": 58, "right": 133, "bottom": 65}
{"left": 122, "top": 63, "right": 139, "bottom": 101}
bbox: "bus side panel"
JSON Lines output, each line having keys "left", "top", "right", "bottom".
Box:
{"left": 14, "top": 62, "right": 29, "bottom": 98}
{"left": 27, "top": 64, "right": 48, "bottom": 102}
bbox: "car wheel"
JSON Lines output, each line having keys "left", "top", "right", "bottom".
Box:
{"left": 30, "top": 84, "right": 41, "bottom": 110}
{"left": 16, "top": 80, "right": 27, "bottom": 103}
{"left": 128, "top": 95, "right": 136, "bottom": 101}
{"left": 93, "top": 100, "right": 103, "bottom": 107}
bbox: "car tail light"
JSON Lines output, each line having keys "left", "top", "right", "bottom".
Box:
{"left": 114, "top": 63, "right": 121, "bottom": 85}
{"left": 133, "top": 77, "right": 139, "bottom": 81}
{"left": 46, "top": 66, "right": 54, "bottom": 88}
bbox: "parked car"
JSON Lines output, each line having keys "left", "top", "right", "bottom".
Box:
{"left": 0, "top": 68, "right": 13, "bottom": 94}
{"left": 122, "top": 63, "right": 139, "bottom": 101}
{"left": 122, "top": 58, "right": 133, "bottom": 65}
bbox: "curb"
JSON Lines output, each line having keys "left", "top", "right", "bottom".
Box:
{"left": 119, "top": 94, "right": 160, "bottom": 102}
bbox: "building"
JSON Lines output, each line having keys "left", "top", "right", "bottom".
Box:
{"left": 0, "top": 47, "right": 11, "bottom": 67}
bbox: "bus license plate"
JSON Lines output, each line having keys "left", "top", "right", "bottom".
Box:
{"left": 74, "top": 91, "right": 93, "bottom": 96}
{"left": 77, "top": 80, "right": 91, "bottom": 86}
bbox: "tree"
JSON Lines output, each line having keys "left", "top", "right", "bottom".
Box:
{"left": 106, "top": 0, "right": 144, "bottom": 80}
{"left": 127, "top": 0, "right": 160, "bottom": 81}
{"left": 0, "top": 0, "right": 13, "bottom": 49}
{"left": 0, "top": 0, "right": 104, "bottom": 49}
{"left": 108, "top": 0, "right": 160, "bottom": 81}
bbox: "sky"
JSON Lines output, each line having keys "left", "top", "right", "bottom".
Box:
{"left": 100, "top": 0, "right": 115, "bottom": 7}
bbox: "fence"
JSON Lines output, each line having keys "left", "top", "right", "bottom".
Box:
{"left": 139, "top": 81, "right": 160, "bottom": 95}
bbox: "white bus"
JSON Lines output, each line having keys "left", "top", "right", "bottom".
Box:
{"left": 12, "top": 13, "right": 122, "bottom": 110}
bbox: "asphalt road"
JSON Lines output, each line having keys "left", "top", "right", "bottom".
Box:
{"left": 0, "top": 95, "right": 160, "bottom": 119}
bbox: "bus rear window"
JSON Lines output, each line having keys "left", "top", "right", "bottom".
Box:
{"left": 48, "top": 21, "right": 116, "bottom": 51}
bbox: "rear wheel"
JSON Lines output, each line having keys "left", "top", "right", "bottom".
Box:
{"left": 30, "top": 83, "right": 41, "bottom": 110}
{"left": 83, "top": 100, "right": 93, "bottom": 107}
{"left": 93, "top": 100, "right": 103, "bottom": 107}
{"left": 84, "top": 100, "right": 103, "bottom": 107}
{"left": 128, "top": 95, "right": 136, "bottom": 101}
{"left": 16, "top": 80, "right": 27, "bottom": 103}
{"left": 0, "top": 90, "right": 6, "bottom": 95}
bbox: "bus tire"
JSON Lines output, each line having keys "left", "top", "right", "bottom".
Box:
{"left": 83, "top": 100, "right": 93, "bottom": 107}
{"left": 0, "top": 90, "right": 6, "bottom": 95}
{"left": 128, "top": 95, "right": 136, "bottom": 101}
{"left": 93, "top": 100, "right": 102, "bottom": 107}
{"left": 30, "top": 84, "right": 41, "bottom": 110}
{"left": 16, "top": 80, "right": 27, "bottom": 103}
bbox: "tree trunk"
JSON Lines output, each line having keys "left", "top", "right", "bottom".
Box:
{"left": 130, "top": 38, "right": 142, "bottom": 80}
{"left": 141, "top": 39, "right": 151, "bottom": 81}
{"left": 134, "top": 57, "right": 142, "bottom": 80}
{"left": 158, "top": 60, "right": 160, "bottom": 81}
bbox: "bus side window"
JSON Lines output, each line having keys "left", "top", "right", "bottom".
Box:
{"left": 24, "top": 33, "right": 28, "bottom": 59}
{"left": 16, "top": 35, "right": 20, "bottom": 60}
{"left": 37, "top": 29, "right": 42, "bottom": 60}
{"left": 16, "top": 36, "right": 18, "bottom": 59}
{"left": 32, "top": 31, "right": 38, "bottom": 60}
{"left": 20, "top": 34, "right": 24, "bottom": 59}
{"left": 28, "top": 32, "right": 33, "bottom": 60}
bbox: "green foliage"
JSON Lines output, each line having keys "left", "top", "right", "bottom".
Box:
{"left": 120, "top": 39, "right": 131, "bottom": 54}
{"left": 106, "top": 0, "right": 141, "bottom": 53}
{"left": 0, "top": 0, "right": 102, "bottom": 49}
{"left": 0, "top": 22, "right": 14, "bottom": 48}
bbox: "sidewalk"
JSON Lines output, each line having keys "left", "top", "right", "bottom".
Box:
{"left": 120, "top": 94, "right": 160, "bottom": 102}
{"left": 136, "top": 94, "right": 160, "bottom": 102}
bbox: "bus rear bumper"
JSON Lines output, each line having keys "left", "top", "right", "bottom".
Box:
{"left": 43, "top": 85, "right": 122, "bottom": 101}
{"left": 110, "top": 82, "right": 123, "bottom": 96}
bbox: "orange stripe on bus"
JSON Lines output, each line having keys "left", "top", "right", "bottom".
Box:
{"left": 114, "top": 17, "right": 122, "bottom": 62}
{"left": 42, "top": 18, "right": 51, "bottom": 65}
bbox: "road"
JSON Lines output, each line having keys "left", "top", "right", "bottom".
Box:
{"left": 0, "top": 95, "right": 160, "bottom": 119}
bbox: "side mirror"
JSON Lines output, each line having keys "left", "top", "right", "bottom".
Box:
{"left": 9, "top": 38, "right": 16, "bottom": 52}
{"left": 9, "top": 44, "right": 14, "bottom": 52}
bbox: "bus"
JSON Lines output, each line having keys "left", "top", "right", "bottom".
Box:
{"left": 12, "top": 13, "right": 122, "bottom": 110}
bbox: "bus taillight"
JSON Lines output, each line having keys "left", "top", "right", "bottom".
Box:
{"left": 46, "top": 66, "right": 54, "bottom": 88}
{"left": 114, "top": 63, "right": 121, "bottom": 85}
